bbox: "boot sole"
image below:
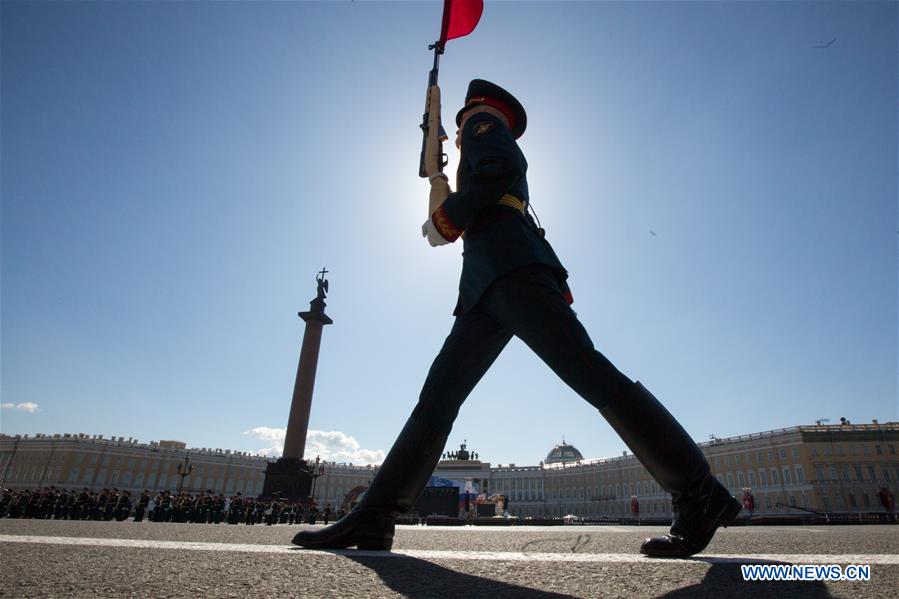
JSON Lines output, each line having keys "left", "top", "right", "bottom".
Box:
{"left": 641, "top": 497, "right": 743, "bottom": 558}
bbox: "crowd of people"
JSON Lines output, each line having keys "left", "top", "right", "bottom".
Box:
{"left": 0, "top": 486, "right": 344, "bottom": 526}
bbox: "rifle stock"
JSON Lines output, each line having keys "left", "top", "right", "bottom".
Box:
{"left": 420, "top": 83, "right": 450, "bottom": 217}
{"left": 420, "top": 84, "right": 448, "bottom": 172}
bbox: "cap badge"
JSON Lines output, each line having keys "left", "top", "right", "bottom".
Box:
{"left": 474, "top": 122, "right": 494, "bottom": 136}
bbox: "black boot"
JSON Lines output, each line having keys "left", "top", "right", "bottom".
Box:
{"left": 291, "top": 414, "right": 447, "bottom": 551}
{"left": 599, "top": 382, "right": 741, "bottom": 558}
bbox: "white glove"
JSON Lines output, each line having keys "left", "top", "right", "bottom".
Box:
{"left": 422, "top": 217, "right": 450, "bottom": 247}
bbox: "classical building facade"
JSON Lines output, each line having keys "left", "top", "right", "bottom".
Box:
{"left": 2, "top": 421, "right": 896, "bottom": 517}
{"left": 0, "top": 433, "right": 269, "bottom": 497}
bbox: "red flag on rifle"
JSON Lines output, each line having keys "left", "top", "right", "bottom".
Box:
{"left": 438, "top": 0, "right": 484, "bottom": 48}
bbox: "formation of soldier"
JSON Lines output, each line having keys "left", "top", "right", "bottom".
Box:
{"left": 0, "top": 486, "right": 343, "bottom": 526}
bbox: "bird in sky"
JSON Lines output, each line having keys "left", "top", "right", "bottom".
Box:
{"left": 650, "top": 230, "right": 657, "bottom": 237}
{"left": 815, "top": 38, "right": 837, "bottom": 49}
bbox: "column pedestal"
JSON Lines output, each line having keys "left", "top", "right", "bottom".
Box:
{"left": 262, "top": 458, "right": 314, "bottom": 501}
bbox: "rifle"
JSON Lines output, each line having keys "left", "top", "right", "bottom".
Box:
{"left": 418, "top": 0, "right": 483, "bottom": 217}
{"left": 419, "top": 47, "right": 450, "bottom": 216}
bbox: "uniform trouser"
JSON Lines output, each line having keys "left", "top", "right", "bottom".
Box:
{"left": 412, "top": 264, "right": 632, "bottom": 433}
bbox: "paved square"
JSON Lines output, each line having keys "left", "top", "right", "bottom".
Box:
{"left": 2, "top": 520, "right": 897, "bottom": 597}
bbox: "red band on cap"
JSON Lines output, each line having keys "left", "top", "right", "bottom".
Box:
{"left": 467, "top": 96, "right": 515, "bottom": 131}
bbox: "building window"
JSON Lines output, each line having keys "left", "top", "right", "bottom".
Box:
{"left": 792, "top": 447, "right": 799, "bottom": 458}
{"left": 737, "top": 472, "right": 745, "bottom": 487}
{"left": 147, "top": 473, "right": 157, "bottom": 489}
{"left": 889, "top": 444, "right": 895, "bottom": 455}
{"left": 795, "top": 465, "right": 805, "bottom": 482}
{"left": 862, "top": 493, "right": 870, "bottom": 507}
{"left": 759, "top": 470, "right": 768, "bottom": 487}
{"left": 757, "top": 452, "right": 765, "bottom": 463}
{"left": 814, "top": 465, "right": 824, "bottom": 480}
{"left": 726, "top": 473, "right": 734, "bottom": 489}
{"left": 883, "top": 466, "right": 892, "bottom": 483}
{"left": 782, "top": 468, "right": 791, "bottom": 484}
{"left": 748, "top": 471, "right": 757, "bottom": 487}
{"left": 848, "top": 493, "right": 857, "bottom": 508}
{"left": 855, "top": 465, "right": 864, "bottom": 481}
{"left": 867, "top": 465, "right": 877, "bottom": 483}
{"left": 82, "top": 469, "right": 94, "bottom": 484}
{"left": 724, "top": 456, "right": 730, "bottom": 466}
{"left": 842, "top": 464, "right": 851, "bottom": 482}
{"left": 850, "top": 445, "right": 857, "bottom": 456}
{"left": 827, "top": 466, "right": 838, "bottom": 481}
{"left": 876, "top": 445, "right": 883, "bottom": 456}
{"left": 68, "top": 468, "right": 80, "bottom": 484}
{"left": 768, "top": 450, "right": 775, "bottom": 461}
{"left": 74, "top": 454, "right": 84, "bottom": 464}
{"left": 823, "top": 446, "right": 831, "bottom": 456}
{"left": 779, "top": 448, "right": 786, "bottom": 459}
{"left": 771, "top": 469, "right": 779, "bottom": 485}
{"left": 122, "top": 472, "right": 132, "bottom": 486}
{"left": 90, "top": 454, "right": 98, "bottom": 465}
{"left": 863, "top": 446, "right": 870, "bottom": 456}
{"left": 735, "top": 455, "right": 740, "bottom": 466}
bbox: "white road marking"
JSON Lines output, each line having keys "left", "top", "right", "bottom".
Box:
{"left": 2, "top": 535, "right": 897, "bottom": 565}
{"left": 401, "top": 525, "right": 640, "bottom": 533}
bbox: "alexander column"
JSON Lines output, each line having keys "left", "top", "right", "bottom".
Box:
{"left": 263, "top": 268, "right": 333, "bottom": 501}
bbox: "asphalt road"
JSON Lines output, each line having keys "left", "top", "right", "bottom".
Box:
{"left": 2, "top": 519, "right": 897, "bottom": 598}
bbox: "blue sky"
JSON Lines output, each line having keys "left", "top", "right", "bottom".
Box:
{"left": 2, "top": 1, "right": 896, "bottom": 466}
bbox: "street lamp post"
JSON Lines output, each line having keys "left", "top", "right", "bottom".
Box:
{"left": 176, "top": 454, "right": 193, "bottom": 494}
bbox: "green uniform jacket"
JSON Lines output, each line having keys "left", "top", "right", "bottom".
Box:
{"left": 432, "top": 112, "right": 570, "bottom": 314}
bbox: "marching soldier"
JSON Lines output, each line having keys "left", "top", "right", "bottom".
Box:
{"left": 244, "top": 498, "right": 256, "bottom": 525}
{"left": 294, "top": 79, "right": 741, "bottom": 557}
{"left": 134, "top": 490, "right": 150, "bottom": 522}
{"left": 228, "top": 493, "right": 243, "bottom": 525}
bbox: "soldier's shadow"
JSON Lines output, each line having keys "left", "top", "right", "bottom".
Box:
{"left": 659, "top": 559, "right": 832, "bottom": 598}
{"left": 342, "top": 553, "right": 578, "bottom": 599}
